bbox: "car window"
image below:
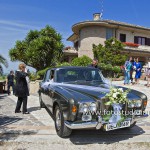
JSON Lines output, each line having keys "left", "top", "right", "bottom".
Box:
{"left": 56, "top": 68, "right": 103, "bottom": 83}
{"left": 44, "top": 69, "right": 50, "bottom": 82}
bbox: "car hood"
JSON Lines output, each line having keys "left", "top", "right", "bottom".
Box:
{"left": 52, "top": 82, "right": 140, "bottom": 100}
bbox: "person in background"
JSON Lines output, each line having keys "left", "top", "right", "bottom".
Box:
{"left": 135, "top": 58, "right": 142, "bottom": 84}
{"left": 6, "top": 70, "right": 15, "bottom": 95}
{"left": 124, "top": 57, "right": 133, "bottom": 85}
{"left": 131, "top": 58, "right": 137, "bottom": 84}
{"left": 145, "top": 61, "right": 150, "bottom": 87}
{"left": 88, "top": 58, "right": 99, "bottom": 69}
{"left": 129, "top": 57, "right": 134, "bottom": 83}
{"left": 15, "top": 63, "right": 30, "bottom": 114}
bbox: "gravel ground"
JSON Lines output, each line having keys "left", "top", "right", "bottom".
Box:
{"left": 0, "top": 80, "right": 150, "bottom": 150}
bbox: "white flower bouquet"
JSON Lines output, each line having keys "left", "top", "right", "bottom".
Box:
{"left": 105, "top": 87, "right": 130, "bottom": 105}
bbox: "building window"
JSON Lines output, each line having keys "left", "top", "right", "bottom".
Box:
{"left": 74, "top": 41, "right": 78, "bottom": 50}
{"left": 106, "top": 28, "right": 113, "bottom": 40}
{"left": 134, "top": 36, "right": 147, "bottom": 45}
{"left": 120, "top": 34, "right": 126, "bottom": 42}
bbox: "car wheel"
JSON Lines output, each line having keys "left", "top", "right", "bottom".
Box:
{"left": 54, "top": 105, "right": 72, "bottom": 138}
{"left": 39, "top": 95, "right": 45, "bottom": 108}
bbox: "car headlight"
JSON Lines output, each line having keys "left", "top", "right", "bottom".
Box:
{"left": 89, "top": 102, "right": 97, "bottom": 112}
{"left": 79, "top": 103, "right": 89, "bottom": 113}
{"left": 134, "top": 100, "right": 142, "bottom": 107}
{"left": 128, "top": 100, "right": 142, "bottom": 108}
{"left": 128, "top": 102, "right": 135, "bottom": 108}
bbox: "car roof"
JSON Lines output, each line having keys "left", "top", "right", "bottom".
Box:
{"left": 49, "top": 66, "right": 99, "bottom": 70}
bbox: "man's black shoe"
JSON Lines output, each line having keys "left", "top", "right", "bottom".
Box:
{"left": 15, "top": 111, "right": 21, "bottom": 113}
{"left": 23, "top": 112, "right": 30, "bottom": 114}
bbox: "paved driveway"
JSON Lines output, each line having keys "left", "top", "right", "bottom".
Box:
{"left": 0, "top": 80, "right": 150, "bottom": 150}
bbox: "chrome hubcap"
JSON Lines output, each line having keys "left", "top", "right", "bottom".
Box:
{"left": 55, "top": 109, "right": 61, "bottom": 130}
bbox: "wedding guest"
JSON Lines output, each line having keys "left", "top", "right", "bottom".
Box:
{"left": 146, "top": 61, "right": 150, "bottom": 87}
{"left": 15, "top": 63, "right": 30, "bottom": 114}
{"left": 132, "top": 58, "right": 137, "bottom": 84}
{"left": 6, "top": 70, "right": 15, "bottom": 95}
{"left": 135, "top": 58, "right": 142, "bottom": 84}
{"left": 124, "top": 57, "right": 132, "bottom": 85}
{"left": 88, "top": 58, "right": 99, "bottom": 69}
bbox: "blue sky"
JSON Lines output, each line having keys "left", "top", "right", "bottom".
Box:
{"left": 0, "top": 0, "right": 150, "bottom": 73}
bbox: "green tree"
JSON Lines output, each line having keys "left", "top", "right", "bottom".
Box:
{"left": 71, "top": 55, "right": 92, "bottom": 66}
{"left": 93, "top": 37, "right": 127, "bottom": 66}
{"left": 9, "top": 25, "right": 64, "bottom": 71}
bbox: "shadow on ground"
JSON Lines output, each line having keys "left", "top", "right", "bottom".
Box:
{"left": 0, "top": 115, "right": 22, "bottom": 126}
{"left": 0, "top": 115, "right": 38, "bottom": 144}
{"left": 0, "top": 130, "right": 37, "bottom": 146}
{"left": 69, "top": 125, "right": 145, "bottom": 144}
{"left": 0, "top": 94, "right": 7, "bottom": 99}
{"left": 28, "top": 106, "right": 41, "bottom": 112}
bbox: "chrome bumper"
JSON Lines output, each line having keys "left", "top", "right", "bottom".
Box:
{"left": 65, "top": 121, "right": 98, "bottom": 129}
{"left": 65, "top": 114, "right": 149, "bottom": 130}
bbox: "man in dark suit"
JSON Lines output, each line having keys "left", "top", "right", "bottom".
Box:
{"left": 6, "top": 70, "right": 15, "bottom": 95}
{"left": 15, "top": 64, "right": 30, "bottom": 114}
{"left": 88, "top": 58, "right": 99, "bottom": 69}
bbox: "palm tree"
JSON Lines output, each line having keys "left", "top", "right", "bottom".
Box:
{"left": 0, "top": 55, "right": 8, "bottom": 75}
{"left": 0, "top": 55, "right": 8, "bottom": 67}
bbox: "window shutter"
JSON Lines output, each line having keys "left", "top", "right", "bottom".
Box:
{"left": 134, "top": 36, "right": 138, "bottom": 44}
{"left": 146, "top": 38, "right": 150, "bottom": 46}
{"left": 120, "top": 34, "right": 126, "bottom": 42}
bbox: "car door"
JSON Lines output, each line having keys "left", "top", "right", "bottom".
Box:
{"left": 41, "top": 69, "right": 51, "bottom": 108}
{"left": 45, "top": 69, "right": 55, "bottom": 112}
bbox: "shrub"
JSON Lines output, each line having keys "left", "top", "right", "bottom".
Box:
{"left": 29, "top": 72, "right": 40, "bottom": 81}
{"left": 98, "top": 63, "right": 106, "bottom": 70}
{"left": 105, "top": 64, "right": 113, "bottom": 71}
{"left": 37, "top": 62, "right": 71, "bottom": 79}
{"left": 112, "top": 66, "right": 121, "bottom": 78}
{"left": 0, "top": 75, "right": 6, "bottom": 80}
{"left": 113, "top": 66, "right": 121, "bottom": 73}
{"left": 37, "top": 67, "right": 50, "bottom": 78}
{"left": 71, "top": 55, "right": 92, "bottom": 66}
{"left": 56, "top": 62, "right": 71, "bottom": 67}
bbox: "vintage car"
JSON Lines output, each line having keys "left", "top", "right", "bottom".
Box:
{"left": 39, "top": 66, "right": 148, "bottom": 137}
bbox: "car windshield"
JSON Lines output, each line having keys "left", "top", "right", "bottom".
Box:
{"left": 56, "top": 68, "right": 104, "bottom": 83}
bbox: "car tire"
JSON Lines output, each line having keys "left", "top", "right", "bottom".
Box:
{"left": 39, "top": 95, "right": 45, "bottom": 108}
{"left": 54, "top": 105, "right": 72, "bottom": 138}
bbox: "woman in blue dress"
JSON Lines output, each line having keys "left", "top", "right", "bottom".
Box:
{"left": 135, "top": 58, "right": 142, "bottom": 84}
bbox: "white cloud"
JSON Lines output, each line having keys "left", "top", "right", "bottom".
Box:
{"left": 0, "top": 20, "right": 40, "bottom": 30}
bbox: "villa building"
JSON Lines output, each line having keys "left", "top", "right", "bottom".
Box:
{"left": 65, "top": 13, "right": 150, "bottom": 65}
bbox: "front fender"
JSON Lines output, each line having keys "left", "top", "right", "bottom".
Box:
{"left": 53, "top": 98, "right": 77, "bottom": 121}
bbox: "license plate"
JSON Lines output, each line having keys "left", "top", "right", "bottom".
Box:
{"left": 105, "top": 121, "right": 130, "bottom": 131}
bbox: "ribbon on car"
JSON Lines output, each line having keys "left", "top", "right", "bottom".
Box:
{"left": 109, "top": 103, "right": 122, "bottom": 127}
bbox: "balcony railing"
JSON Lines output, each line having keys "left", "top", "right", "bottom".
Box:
{"left": 123, "top": 42, "right": 150, "bottom": 52}
{"left": 139, "top": 45, "right": 150, "bottom": 50}
{"left": 63, "top": 46, "right": 78, "bottom": 55}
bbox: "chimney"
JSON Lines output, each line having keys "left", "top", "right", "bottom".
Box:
{"left": 93, "top": 13, "right": 102, "bottom": 21}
